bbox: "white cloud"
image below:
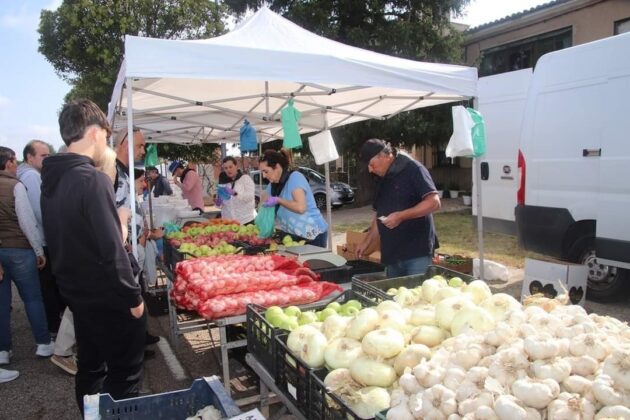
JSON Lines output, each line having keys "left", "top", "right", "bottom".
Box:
{"left": 0, "top": 95, "right": 10, "bottom": 108}
{"left": 44, "top": 0, "right": 62, "bottom": 11}
{"left": 0, "top": 6, "right": 38, "bottom": 32}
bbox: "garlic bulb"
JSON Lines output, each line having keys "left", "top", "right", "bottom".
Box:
{"left": 602, "top": 348, "right": 630, "bottom": 390}
{"left": 511, "top": 377, "right": 560, "bottom": 409}
{"left": 532, "top": 357, "right": 572, "bottom": 382}
{"left": 399, "top": 368, "right": 424, "bottom": 395}
{"left": 591, "top": 374, "right": 627, "bottom": 406}
{"left": 546, "top": 392, "right": 595, "bottom": 420}
{"left": 456, "top": 367, "right": 490, "bottom": 401}
{"left": 565, "top": 355, "right": 599, "bottom": 377}
{"left": 443, "top": 366, "right": 467, "bottom": 391}
{"left": 488, "top": 348, "right": 529, "bottom": 386}
{"left": 594, "top": 405, "right": 630, "bottom": 419}
{"left": 524, "top": 334, "right": 561, "bottom": 360}
{"left": 494, "top": 395, "right": 542, "bottom": 420}
{"left": 462, "top": 406, "right": 498, "bottom": 420}
{"left": 413, "top": 361, "right": 446, "bottom": 388}
{"left": 561, "top": 376, "right": 596, "bottom": 403}
{"left": 528, "top": 313, "right": 563, "bottom": 337}
{"left": 570, "top": 333, "right": 611, "bottom": 361}
{"left": 458, "top": 392, "right": 494, "bottom": 416}
{"left": 420, "top": 384, "right": 457, "bottom": 418}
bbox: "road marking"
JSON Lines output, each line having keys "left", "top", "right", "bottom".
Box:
{"left": 156, "top": 337, "right": 188, "bottom": 381}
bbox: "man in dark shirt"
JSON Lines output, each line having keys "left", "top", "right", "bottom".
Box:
{"left": 146, "top": 166, "right": 172, "bottom": 197}
{"left": 356, "top": 139, "right": 441, "bottom": 277}
{"left": 41, "top": 99, "right": 146, "bottom": 413}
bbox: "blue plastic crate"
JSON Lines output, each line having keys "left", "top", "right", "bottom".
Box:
{"left": 84, "top": 376, "right": 240, "bottom": 420}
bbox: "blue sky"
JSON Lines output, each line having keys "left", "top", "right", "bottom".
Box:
{"left": 0, "top": 0, "right": 549, "bottom": 156}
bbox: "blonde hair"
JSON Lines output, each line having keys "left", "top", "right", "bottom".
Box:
{"left": 97, "top": 147, "right": 117, "bottom": 183}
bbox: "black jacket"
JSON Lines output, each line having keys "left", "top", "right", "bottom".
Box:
{"left": 41, "top": 153, "right": 141, "bottom": 312}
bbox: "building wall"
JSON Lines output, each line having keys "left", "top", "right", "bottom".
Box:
{"left": 464, "top": 0, "right": 630, "bottom": 66}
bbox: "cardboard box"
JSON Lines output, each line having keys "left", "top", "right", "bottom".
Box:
{"left": 521, "top": 258, "right": 588, "bottom": 305}
{"left": 336, "top": 231, "right": 381, "bottom": 263}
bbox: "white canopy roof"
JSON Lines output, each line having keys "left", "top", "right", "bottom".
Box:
{"left": 108, "top": 7, "right": 477, "bottom": 144}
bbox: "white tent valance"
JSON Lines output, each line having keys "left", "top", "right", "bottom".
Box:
{"left": 107, "top": 6, "right": 477, "bottom": 144}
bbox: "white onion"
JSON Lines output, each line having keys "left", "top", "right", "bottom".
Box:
{"left": 422, "top": 279, "right": 445, "bottom": 302}
{"left": 324, "top": 338, "right": 364, "bottom": 369}
{"left": 287, "top": 324, "right": 320, "bottom": 353}
{"left": 463, "top": 280, "right": 492, "bottom": 304}
{"left": 299, "top": 330, "right": 328, "bottom": 368}
{"left": 346, "top": 308, "right": 379, "bottom": 340}
{"left": 436, "top": 296, "right": 475, "bottom": 330}
{"left": 362, "top": 328, "right": 405, "bottom": 359}
{"left": 480, "top": 293, "right": 522, "bottom": 321}
{"left": 376, "top": 300, "right": 403, "bottom": 314}
{"left": 394, "top": 344, "right": 432, "bottom": 375}
{"left": 350, "top": 355, "right": 397, "bottom": 387}
{"left": 324, "top": 368, "right": 359, "bottom": 391}
{"left": 410, "top": 305, "right": 438, "bottom": 326}
{"left": 411, "top": 325, "right": 448, "bottom": 347}
{"left": 430, "top": 286, "right": 462, "bottom": 304}
{"left": 450, "top": 307, "right": 496, "bottom": 336}
{"left": 321, "top": 314, "right": 350, "bottom": 341}
{"left": 376, "top": 309, "right": 407, "bottom": 331}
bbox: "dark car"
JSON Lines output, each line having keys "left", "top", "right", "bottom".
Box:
{"left": 251, "top": 166, "right": 354, "bottom": 209}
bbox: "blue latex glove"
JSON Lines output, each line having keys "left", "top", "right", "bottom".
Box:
{"left": 217, "top": 185, "right": 232, "bottom": 201}
{"left": 225, "top": 186, "right": 236, "bottom": 196}
{"left": 215, "top": 196, "right": 223, "bottom": 207}
{"left": 263, "top": 196, "right": 280, "bottom": 207}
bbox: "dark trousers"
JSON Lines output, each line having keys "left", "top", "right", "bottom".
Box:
{"left": 72, "top": 303, "right": 146, "bottom": 416}
{"left": 40, "top": 247, "right": 66, "bottom": 333}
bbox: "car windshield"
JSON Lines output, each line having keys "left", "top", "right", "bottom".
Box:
{"left": 301, "top": 168, "right": 325, "bottom": 184}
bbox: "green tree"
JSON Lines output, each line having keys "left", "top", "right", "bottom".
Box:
{"left": 38, "top": 0, "right": 226, "bottom": 111}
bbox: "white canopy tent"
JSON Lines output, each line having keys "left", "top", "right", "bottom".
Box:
{"left": 107, "top": 6, "right": 478, "bottom": 256}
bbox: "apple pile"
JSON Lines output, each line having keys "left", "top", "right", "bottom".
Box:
{"left": 264, "top": 299, "right": 363, "bottom": 331}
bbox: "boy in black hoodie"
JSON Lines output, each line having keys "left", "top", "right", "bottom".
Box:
{"left": 41, "top": 99, "right": 146, "bottom": 414}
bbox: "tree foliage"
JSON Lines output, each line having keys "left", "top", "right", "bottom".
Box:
{"left": 38, "top": 0, "right": 226, "bottom": 115}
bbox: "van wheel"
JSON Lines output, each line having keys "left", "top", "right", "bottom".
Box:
{"left": 567, "top": 236, "right": 630, "bottom": 301}
{"left": 314, "top": 194, "right": 327, "bottom": 210}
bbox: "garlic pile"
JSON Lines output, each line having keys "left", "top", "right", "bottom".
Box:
{"left": 282, "top": 275, "right": 630, "bottom": 419}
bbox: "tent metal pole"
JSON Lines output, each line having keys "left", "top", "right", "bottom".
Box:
{"left": 127, "top": 78, "right": 138, "bottom": 258}
{"left": 475, "top": 156, "right": 485, "bottom": 280}
{"left": 323, "top": 112, "right": 333, "bottom": 250}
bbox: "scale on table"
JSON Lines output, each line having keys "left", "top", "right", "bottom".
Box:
{"left": 278, "top": 244, "right": 347, "bottom": 270}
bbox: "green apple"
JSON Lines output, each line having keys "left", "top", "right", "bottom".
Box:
{"left": 279, "top": 315, "right": 299, "bottom": 331}
{"left": 284, "top": 306, "right": 301, "bottom": 317}
{"left": 265, "top": 306, "right": 284, "bottom": 321}
{"left": 343, "top": 300, "right": 362, "bottom": 311}
{"left": 339, "top": 306, "right": 360, "bottom": 317}
{"left": 298, "top": 311, "right": 318, "bottom": 325}
{"left": 318, "top": 307, "right": 337, "bottom": 321}
{"left": 448, "top": 277, "right": 465, "bottom": 288}
{"left": 326, "top": 302, "right": 341, "bottom": 312}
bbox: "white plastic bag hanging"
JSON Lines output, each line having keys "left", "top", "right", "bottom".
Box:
{"left": 308, "top": 130, "right": 339, "bottom": 165}
{"left": 446, "top": 105, "right": 475, "bottom": 158}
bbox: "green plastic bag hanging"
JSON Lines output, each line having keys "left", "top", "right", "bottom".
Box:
{"left": 144, "top": 143, "right": 159, "bottom": 167}
{"left": 467, "top": 108, "right": 487, "bottom": 157}
{"left": 254, "top": 206, "right": 276, "bottom": 238}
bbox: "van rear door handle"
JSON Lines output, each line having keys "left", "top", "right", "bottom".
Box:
{"left": 583, "top": 148, "right": 601, "bottom": 157}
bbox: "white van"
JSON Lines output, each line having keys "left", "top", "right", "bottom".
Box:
{"left": 473, "top": 69, "right": 532, "bottom": 235}
{"left": 515, "top": 32, "right": 630, "bottom": 301}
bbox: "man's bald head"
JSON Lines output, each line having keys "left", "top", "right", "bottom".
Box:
{"left": 114, "top": 127, "right": 145, "bottom": 165}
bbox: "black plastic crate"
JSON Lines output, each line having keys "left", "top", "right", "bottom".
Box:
{"left": 313, "top": 265, "right": 352, "bottom": 284}
{"left": 346, "top": 259, "right": 385, "bottom": 277}
{"left": 309, "top": 369, "right": 366, "bottom": 420}
{"left": 352, "top": 265, "right": 474, "bottom": 303}
{"left": 84, "top": 376, "right": 240, "bottom": 420}
{"left": 246, "top": 290, "right": 375, "bottom": 380}
{"left": 163, "top": 240, "right": 185, "bottom": 272}
{"left": 275, "top": 333, "right": 314, "bottom": 417}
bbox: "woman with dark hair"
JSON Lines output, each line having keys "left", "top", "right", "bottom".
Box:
{"left": 259, "top": 149, "right": 328, "bottom": 247}
{"left": 216, "top": 157, "right": 256, "bottom": 225}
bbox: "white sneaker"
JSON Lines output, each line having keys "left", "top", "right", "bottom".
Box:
{"left": 0, "top": 350, "right": 12, "bottom": 365}
{"left": 36, "top": 341, "right": 54, "bottom": 357}
{"left": 0, "top": 368, "right": 19, "bottom": 383}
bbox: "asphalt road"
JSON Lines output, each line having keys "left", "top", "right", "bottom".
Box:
{"left": 2, "top": 202, "right": 629, "bottom": 419}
